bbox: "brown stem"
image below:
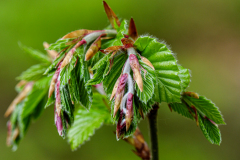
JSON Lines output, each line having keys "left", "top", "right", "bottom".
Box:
{"left": 148, "top": 103, "right": 159, "bottom": 160}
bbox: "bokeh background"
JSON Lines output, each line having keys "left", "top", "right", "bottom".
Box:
{"left": 0, "top": 0, "right": 239, "bottom": 159}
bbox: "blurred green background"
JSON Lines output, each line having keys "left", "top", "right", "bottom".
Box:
{"left": 0, "top": 0, "right": 239, "bottom": 159}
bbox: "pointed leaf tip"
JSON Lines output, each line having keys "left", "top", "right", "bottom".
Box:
{"left": 128, "top": 18, "right": 138, "bottom": 41}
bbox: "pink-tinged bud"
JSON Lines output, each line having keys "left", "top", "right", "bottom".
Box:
{"left": 62, "top": 29, "right": 93, "bottom": 39}
{"left": 116, "top": 110, "right": 126, "bottom": 139}
{"left": 4, "top": 82, "right": 33, "bottom": 117}
{"left": 6, "top": 121, "right": 12, "bottom": 146}
{"left": 85, "top": 35, "right": 103, "bottom": 61}
{"left": 54, "top": 108, "right": 63, "bottom": 136}
{"left": 103, "top": 1, "right": 120, "bottom": 29}
{"left": 12, "top": 127, "right": 19, "bottom": 141}
{"left": 55, "top": 80, "right": 61, "bottom": 116}
{"left": 126, "top": 93, "right": 134, "bottom": 131}
{"left": 114, "top": 73, "right": 128, "bottom": 117}
{"left": 183, "top": 92, "right": 199, "bottom": 99}
{"left": 140, "top": 56, "right": 155, "bottom": 70}
{"left": 129, "top": 54, "right": 143, "bottom": 92}
{"left": 43, "top": 42, "right": 58, "bottom": 60}
{"left": 110, "top": 77, "right": 121, "bottom": 100}
{"left": 16, "top": 80, "right": 27, "bottom": 89}
{"left": 48, "top": 62, "right": 62, "bottom": 98}
{"left": 61, "top": 39, "right": 86, "bottom": 69}
{"left": 121, "top": 38, "right": 134, "bottom": 49}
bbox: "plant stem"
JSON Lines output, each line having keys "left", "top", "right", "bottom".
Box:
{"left": 148, "top": 103, "right": 159, "bottom": 160}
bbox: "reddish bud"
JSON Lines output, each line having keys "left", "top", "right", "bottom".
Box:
{"left": 103, "top": 1, "right": 120, "bottom": 29}
{"left": 183, "top": 92, "right": 199, "bottom": 99}
{"left": 140, "top": 56, "right": 155, "bottom": 70}
{"left": 43, "top": 42, "right": 58, "bottom": 60}
{"left": 128, "top": 18, "right": 138, "bottom": 41}
{"left": 100, "top": 46, "right": 122, "bottom": 54}
{"left": 62, "top": 29, "right": 93, "bottom": 39}
{"left": 85, "top": 35, "right": 103, "bottom": 61}
{"left": 116, "top": 110, "right": 126, "bottom": 139}
{"left": 114, "top": 73, "right": 128, "bottom": 117}
{"left": 54, "top": 108, "right": 63, "bottom": 136}
{"left": 5, "top": 82, "right": 33, "bottom": 117}
{"left": 126, "top": 93, "right": 134, "bottom": 131}
{"left": 48, "top": 62, "right": 62, "bottom": 98}
{"left": 110, "top": 77, "right": 120, "bottom": 100}
{"left": 61, "top": 39, "right": 86, "bottom": 69}
{"left": 121, "top": 38, "right": 134, "bottom": 49}
{"left": 6, "top": 121, "right": 12, "bottom": 146}
{"left": 129, "top": 54, "right": 143, "bottom": 92}
{"left": 55, "top": 80, "right": 61, "bottom": 116}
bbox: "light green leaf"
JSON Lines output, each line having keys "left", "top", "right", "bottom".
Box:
{"left": 87, "top": 55, "right": 110, "bottom": 86}
{"left": 134, "top": 37, "right": 182, "bottom": 103}
{"left": 198, "top": 113, "right": 221, "bottom": 145}
{"left": 135, "top": 58, "right": 155, "bottom": 103}
{"left": 48, "top": 38, "right": 73, "bottom": 52}
{"left": 17, "top": 64, "right": 48, "bottom": 81}
{"left": 67, "top": 93, "right": 111, "bottom": 150}
{"left": 45, "top": 94, "right": 55, "bottom": 109}
{"left": 103, "top": 54, "right": 127, "bottom": 97}
{"left": 19, "top": 42, "right": 51, "bottom": 63}
{"left": 169, "top": 102, "right": 194, "bottom": 120}
{"left": 178, "top": 65, "right": 191, "bottom": 90}
{"left": 183, "top": 95, "right": 225, "bottom": 125}
{"left": 101, "top": 20, "right": 127, "bottom": 49}
{"left": 21, "top": 76, "right": 51, "bottom": 119}
{"left": 44, "top": 52, "right": 65, "bottom": 75}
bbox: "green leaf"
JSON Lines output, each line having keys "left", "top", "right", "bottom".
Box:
{"left": 87, "top": 54, "right": 110, "bottom": 86}
{"left": 169, "top": 102, "right": 194, "bottom": 120}
{"left": 183, "top": 95, "right": 225, "bottom": 125}
{"left": 135, "top": 58, "right": 155, "bottom": 104}
{"left": 198, "top": 113, "right": 221, "bottom": 145}
{"left": 103, "top": 53, "right": 127, "bottom": 97}
{"left": 44, "top": 52, "right": 65, "bottom": 75}
{"left": 178, "top": 65, "right": 191, "bottom": 90}
{"left": 19, "top": 42, "right": 51, "bottom": 63}
{"left": 17, "top": 64, "right": 48, "bottom": 81}
{"left": 48, "top": 38, "right": 73, "bottom": 52}
{"left": 21, "top": 76, "right": 51, "bottom": 119}
{"left": 67, "top": 93, "right": 111, "bottom": 150}
{"left": 45, "top": 94, "right": 55, "bottom": 109}
{"left": 61, "top": 84, "right": 74, "bottom": 125}
{"left": 134, "top": 37, "right": 182, "bottom": 103}
{"left": 101, "top": 20, "right": 127, "bottom": 49}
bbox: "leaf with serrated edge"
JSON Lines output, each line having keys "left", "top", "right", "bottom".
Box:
{"left": 178, "top": 65, "right": 191, "bottom": 90}
{"left": 135, "top": 59, "right": 155, "bottom": 103}
{"left": 169, "top": 102, "right": 194, "bottom": 120}
{"left": 67, "top": 93, "right": 111, "bottom": 150}
{"left": 134, "top": 37, "right": 182, "bottom": 103}
{"left": 198, "top": 113, "right": 221, "bottom": 145}
{"left": 17, "top": 64, "right": 48, "bottom": 81}
{"left": 183, "top": 95, "right": 225, "bottom": 125}
{"left": 19, "top": 42, "right": 50, "bottom": 63}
